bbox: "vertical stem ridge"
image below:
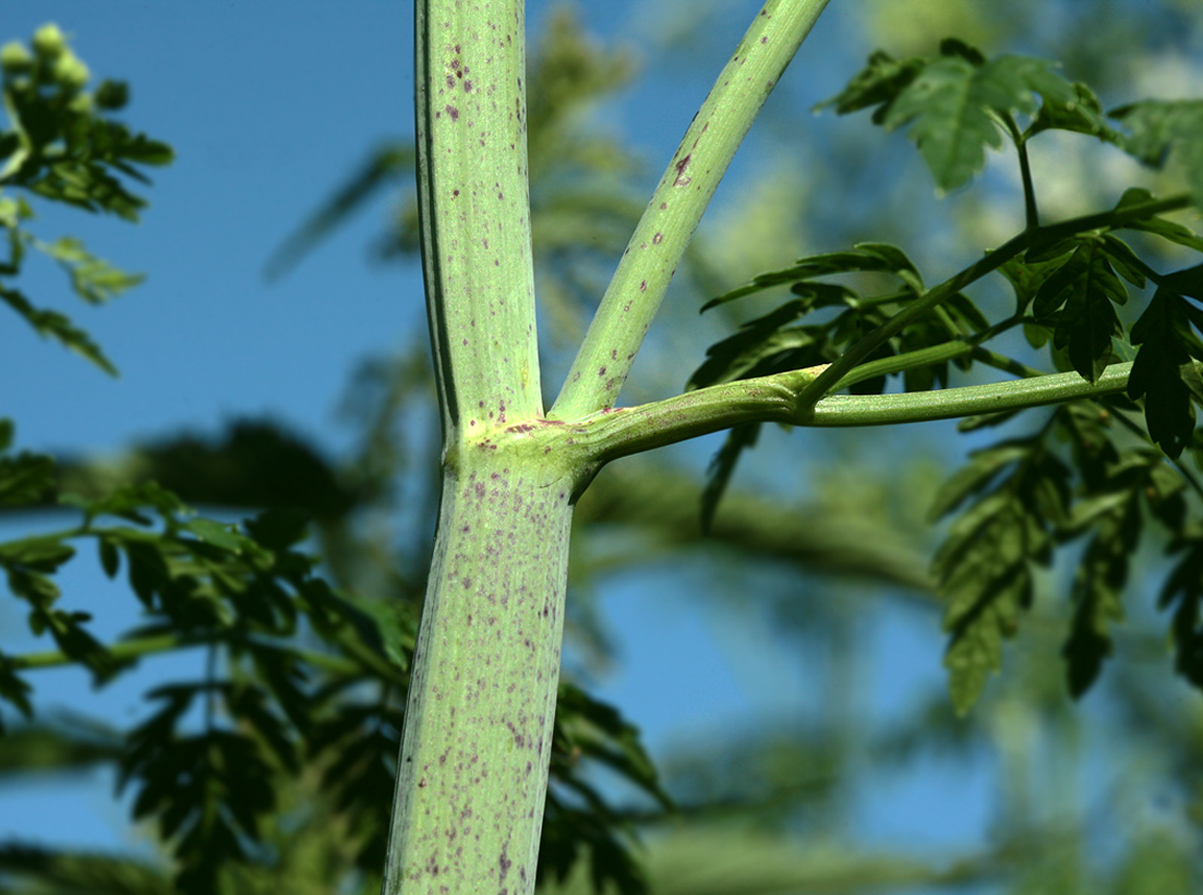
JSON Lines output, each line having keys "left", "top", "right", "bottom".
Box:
{"left": 417, "top": 0, "right": 543, "bottom": 441}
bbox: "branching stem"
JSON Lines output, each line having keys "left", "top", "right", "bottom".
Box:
{"left": 1006, "top": 114, "right": 1039, "bottom": 231}
{"left": 550, "top": 0, "right": 832, "bottom": 420}
{"left": 573, "top": 362, "right": 1139, "bottom": 466}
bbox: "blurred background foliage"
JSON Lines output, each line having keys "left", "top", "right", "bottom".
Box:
{"left": 3, "top": 2, "right": 1203, "bottom": 894}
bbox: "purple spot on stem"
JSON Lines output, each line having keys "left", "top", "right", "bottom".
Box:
{"left": 674, "top": 153, "right": 692, "bottom": 186}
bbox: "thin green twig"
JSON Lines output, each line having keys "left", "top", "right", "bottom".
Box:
{"left": 7, "top": 630, "right": 373, "bottom": 679}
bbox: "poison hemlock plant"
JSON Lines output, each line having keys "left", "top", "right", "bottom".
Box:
{"left": 4, "top": 5, "right": 1203, "bottom": 895}
{"left": 386, "top": 3, "right": 1203, "bottom": 892}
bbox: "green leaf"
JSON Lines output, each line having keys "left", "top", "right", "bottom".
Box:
{"left": 688, "top": 301, "right": 809, "bottom": 388}
{"left": 1028, "top": 80, "right": 1114, "bottom": 140}
{"left": 556, "top": 682, "right": 671, "bottom": 810}
{"left": 0, "top": 534, "right": 76, "bottom": 572}
{"left": 999, "top": 251, "right": 1070, "bottom": 316}
{"left": 1127, "top": 287, "right": 1197, "bottom": 457}
{"left": 700, "top": 243, "right": 916, "bottom": 311}
{"left": 0, "top": 653, "right": 34, "bottom": 728}
{"left": 182, "top": 518, "right": 246, "bottom": 553}
{"left": 945, "top": 290, "right": 989, "bottom": 332}
{"left": 934, "top": 439, "right": 1071, "bottom": 713}
{"left": 927, "top": 441, "right": 1031, "bottom": 522}
{"left": 308, "top": 698, "right": 400, "bottom": 872}
{"left": 1161, "top": 261, "right": 1203, "bottom": 302}
{"left": 943, "top": 555, "right": 1032, "bottom": 716}
{"left": 1114, "top": 188, "right": 1203, "bottom": 252}
{"left": 2, "top": 26, "right": 174, "bottom": 220}
{"left": 1110, "top": 100, "right": 1203, "bottom": 202}
{"left": 94, "top": 79, "right": 130, "bottom": 110}
{"left": 98, "top": 537, "right": 120, "bottom": 578}
{"left": 0, "top": 285, "right": 118, "bottom": 374}
{"left": 1099, "top": 234, "right": 1146, "bottom": 288}
{"left": 11, "top": 568, "right": 60, "bottom": 609}
{"left": 76, "top": 480, "right": 188, "bottom": 525}
{"left": 120, "top": 685, "right": 279, "bottom": 893}
{"left": 337, "top": 592, "right": 413, "bottom": 670}
{"left": 244, "top": 507, "right": 311, "bottom": 551}
{"left": 1031, "top": 237, "right": 1127, "bottom": 382}
{"left": 0, "top": 721, "right": 124, "bottom": 775}
{"left": 1160, "top": 532, "right": 1203, "bottom": 689}
{"left": 0, "top": 445, "right": 56, "bottom": 507}
{"left": 700, "top": 424, "right": 759, "bottom": 534}
{"left": 36, "top": 607, "right": 126, "bottom": 685}
{"left": 38, "top": 236, "right": 145, "bottom": 304}
{"left": 1062, "top": 509, "right": 1133, "bottom": 699}
{"left": 813, "top": 50, "right": 925, "bottom": 124}
{"left": 883, "top": 54, "right": 1071, "bottom": 193}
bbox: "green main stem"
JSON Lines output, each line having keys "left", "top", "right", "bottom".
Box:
{"left": 383, "top": 450, "right": 577, "bottom": 895}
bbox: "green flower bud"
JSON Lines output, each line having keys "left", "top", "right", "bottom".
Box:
{"left": 31, "top": 24, "right": 66, "bottom": 59}
{"left": 0, "top": 41, "right": 33, "bottom": 73}
{"left": 53, "top": 52, "right": 89, "bottom": 90}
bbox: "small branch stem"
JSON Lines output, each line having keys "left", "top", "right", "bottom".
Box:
{"left": 7, "top": 631, "right": 376, "bottom": 679}
{"left": 829, "top": 312, "right": 1031, "bottom": 391}
{"left": 805, "top": 364, "right": 1131, "bottom": 426}
{"left": 549, "top": 0, "right": 832, "bottom": 420}
{"left": 575, "top": 362, "right": 1139, "bottom": 465}
{"left": 1007, "top": 116, "right": 1039, "bottom": 230}
{"left": 970, "top": 345, "right": 1045, "bottom": 379}
{"left": 830, "top": 340, "right": 975, "bottom": 391}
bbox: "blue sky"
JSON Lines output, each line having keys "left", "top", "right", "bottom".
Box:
{"left": 3, "top": 3, "right": 419, "bottom": 454}
{"left": 3, "top": 0, "right": 1174, "bottom": 881}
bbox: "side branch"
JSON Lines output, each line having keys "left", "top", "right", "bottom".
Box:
{"left": 549, "top": 0, "right": 831, "bottom": 421}
{"left": 579, "top": 363, "right": 1137, "bottom": 464}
